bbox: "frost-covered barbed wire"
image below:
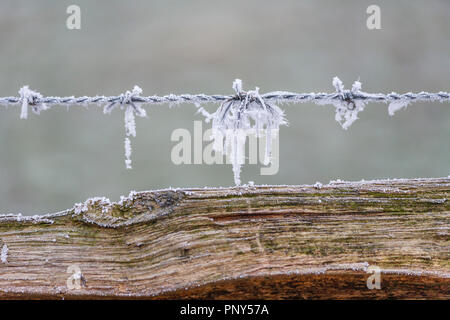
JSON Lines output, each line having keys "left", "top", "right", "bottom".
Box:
{"left": 2, "top": 77, "right": 449, "bottom": 111}
{"left": 1, "top": 77, "right": 449, "bottom": 185}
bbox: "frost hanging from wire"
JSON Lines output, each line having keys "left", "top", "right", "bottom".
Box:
{"left": 206, "top": 79, "right": 287, "bottom": 185}
{"left": 124, "top": 137, "right": 132, "bottom": 169}
{"left": 103, "top": 85, "right": 146, "bottom": 169}
{"left": 388, "top": 100, "right": 410, "bottom": 116}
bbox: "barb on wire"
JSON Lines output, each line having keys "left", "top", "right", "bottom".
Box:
{"left": 2, "top": 77, "right": 449, "bottom": 110}
{"left": 18, "top": 86, "right": 48, "bottom": 119}
{"left": 211, "top": 79, "right": 287, "bottom": 185}
{"left": 325, "top": 77, "right": 368, "bottom": 130}
{"left": 1, "top": 77, "right": 449, "bottom": 185}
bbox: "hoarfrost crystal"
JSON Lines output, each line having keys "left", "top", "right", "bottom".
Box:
{"left": 103, "top": 85, "right": 146, "bottom": 169}
{"left": 124, "top": 137, "right": 132, "bottom": 169}
{"left": 388, "top": 100, "right": 410, "bottom": 116}
{"left": 18, "top": 86, "right": 48, "bottom": 119}
{"left": 207, "top": 79, "right": 287, "bottom": 185}
{"left": 330, "top": 77, "right": 368, "bottom": 130}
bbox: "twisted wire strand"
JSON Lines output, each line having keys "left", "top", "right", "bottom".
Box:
{"left": 1, "top": 90, "right": 449, "bottom": 108}
{"left": 0, "top": 94, "right": 232, "bottom": 107}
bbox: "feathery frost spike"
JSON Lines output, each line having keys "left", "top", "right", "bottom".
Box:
{"left": 124, "top": 137, "right": 132, "bottom": 169}
{"left": 232, "top": 78, "right": 243, "bottom": 95}
{"left": 209, "top": 79, "right": 287, "bottom": 185}
{"left": 102, "top": 85, "right": 147, "bottom": 169}
{"left": 124, "top": 106, "right": 137, "bottom": 137}
{"left": 332, "top": 77, "right": 345, "bottom": 93}
{"left": 18, "top": 86, "right": 47, "bottom": 119}
{"left": 123, "top": 86, "right": 146, "bottom": 169}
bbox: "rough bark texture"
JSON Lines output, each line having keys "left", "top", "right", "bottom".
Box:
{"left": 0, "top": 177, "right": 449, "bottom": 299}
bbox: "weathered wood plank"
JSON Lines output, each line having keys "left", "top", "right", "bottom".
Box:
{"left": 0, "top": 177, "right": 449, "bottom": 299}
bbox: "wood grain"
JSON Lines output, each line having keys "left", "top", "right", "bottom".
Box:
{"left": 0, "top": 178, "right": 449, "bottom": 299}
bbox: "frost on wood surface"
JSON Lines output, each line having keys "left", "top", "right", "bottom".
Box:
{"left": 5, "top": 77, "right": 450, "bottom": 186}
{"left": 0, "top": 176, "right": 448, "bottom": 228}
{"left": 1, "top": 243, "right": 8, "bottom": 264}
{"left": 73, "top": 196, "right": 116, "bottom": 215}
{"left": 71, "top": 190, "right": 140, "bottom": 225}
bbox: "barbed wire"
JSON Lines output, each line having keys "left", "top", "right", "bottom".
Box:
{"left": 1, "top": 77, "right": 449, "bottom": 185}
{"left": 1, "top": 82, "right": 450, "bottom": 109}
{"left": 4, "top": 91, "right": 450, "bottom": 105}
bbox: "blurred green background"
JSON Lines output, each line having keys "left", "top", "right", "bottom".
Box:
{"left": 0, "top": 0, "right": 449, "bottom": 215}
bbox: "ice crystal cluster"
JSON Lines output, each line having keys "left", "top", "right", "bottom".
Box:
{"left": 209, "top": 79, "right": 287, "bottom": 185}
{"left": 327, "top": 77, "right": 368, "bottom": 130}
{"left": 73, "top": 190, "right": 137, "bottom": 215}
{"left": 74, "top": 196, "right": 112, "bottom": 214}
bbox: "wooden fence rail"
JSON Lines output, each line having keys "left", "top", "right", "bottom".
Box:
{"left": 0, "top": 178, "right": 448, "bottom": 299}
